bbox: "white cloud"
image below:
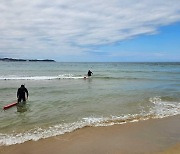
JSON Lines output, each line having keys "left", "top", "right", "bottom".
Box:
{"left": 0, "top": 0, "right": 180, "bottom": 59}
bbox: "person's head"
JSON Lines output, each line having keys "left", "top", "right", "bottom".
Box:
{"left": 21, "top": 84, "right": 25, "bottom": 88}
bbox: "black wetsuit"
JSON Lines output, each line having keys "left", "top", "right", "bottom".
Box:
{"left": 88, "top": 70, "right": 93, "bottom": 77}
{"left": 17, "top": 87, "right": 28, "bottom": 103}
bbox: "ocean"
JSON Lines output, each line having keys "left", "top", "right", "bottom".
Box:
{"left": 0, "top": 62, "right": 180, "bottom": 145}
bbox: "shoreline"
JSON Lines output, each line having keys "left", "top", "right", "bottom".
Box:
{"left": 0, "top": 115, "right": 180, "bottom": 154}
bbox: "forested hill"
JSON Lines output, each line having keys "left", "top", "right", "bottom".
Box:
{"left": 0, "top": 58, "right": 55, "bottom": 62}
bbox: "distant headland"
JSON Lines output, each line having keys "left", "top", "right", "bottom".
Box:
{"left": 0, "top": 58, "right": 55, "bottom": 62}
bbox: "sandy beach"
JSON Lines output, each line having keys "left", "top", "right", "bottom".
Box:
{"left": 0, "top": 115, "right": 180, "bottom": 154}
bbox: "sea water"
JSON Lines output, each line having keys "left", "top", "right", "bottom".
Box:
{"left": 0, "top": 62, "right": 180, "bottom": 145}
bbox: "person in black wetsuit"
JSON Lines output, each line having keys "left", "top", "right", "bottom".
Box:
{"left": 87, "top": 70, "right": 93, "bottom": 77}
{"left": 17, "top": 85, "right": 28, "bottom": 103}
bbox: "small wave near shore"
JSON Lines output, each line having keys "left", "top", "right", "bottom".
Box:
{"left": 0, "top": 97, "right": 179, "bottom": 146}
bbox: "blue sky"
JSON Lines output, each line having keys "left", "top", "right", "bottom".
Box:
{"left": 0, "top": 0, "right": 180, "bottom": 62}
{"left": 93, "top": 22, "right": 180, "bottom": 62}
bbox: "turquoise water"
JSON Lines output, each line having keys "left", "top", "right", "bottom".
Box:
{"left": 0, "top": 62, "right": 180, "bottom": 145}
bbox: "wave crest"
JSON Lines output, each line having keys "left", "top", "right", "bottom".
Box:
{"left": 0, "top": 74, "right": 86, "bottom": 80}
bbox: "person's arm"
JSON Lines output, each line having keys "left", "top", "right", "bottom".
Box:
{"left": 25, "top": 89, "right": 29, "bottom": 99}
{"left": 17, "top": 89, "right": 19, "bottom": 98}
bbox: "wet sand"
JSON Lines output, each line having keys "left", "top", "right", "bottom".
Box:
{"left": 0, "top": 115, "right": 180, "bottom": 154}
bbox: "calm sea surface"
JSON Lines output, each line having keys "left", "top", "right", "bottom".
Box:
{"left": 0, "top": 62, "right": 180, "bottom": 145}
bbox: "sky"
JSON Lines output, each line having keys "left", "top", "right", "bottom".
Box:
{"left": 0, "top": 0, "right": 180, "bottom": 62}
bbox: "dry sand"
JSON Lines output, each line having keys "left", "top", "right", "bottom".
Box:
{"left": 0, "top": 115, "right": 180, "bottom": 154}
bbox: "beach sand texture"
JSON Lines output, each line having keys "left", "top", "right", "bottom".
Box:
{"left": 0, "top": 115, "right": 179, "bottom": 154}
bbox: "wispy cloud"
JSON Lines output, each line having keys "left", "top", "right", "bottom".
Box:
{"left": 0, "top": 0, "right": 180, "bottom": 59}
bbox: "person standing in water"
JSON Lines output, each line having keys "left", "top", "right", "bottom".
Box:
{"left": 17, "top": 85, "right": 28, "bottom": 103}
{"left": 87, "top": 70, "right": 93, "bottom": 77}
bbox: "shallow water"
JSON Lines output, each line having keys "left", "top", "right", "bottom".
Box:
{"left": 0, "top": 62, "right": 180, "bottom": 145}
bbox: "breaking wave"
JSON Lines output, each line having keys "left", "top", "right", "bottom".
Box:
{"left": 0, "top": 75, "right": 176, "bottom": 81}
{"left": 0, "top": 74, "right": 86, "bottom": 80}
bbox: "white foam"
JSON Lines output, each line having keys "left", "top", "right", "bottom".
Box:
{"left": 58, "top": 74, "right": 85, "bottom": 79}
{"left": 0, "top": 74, "right": 85, "bottom": 80}
{"left": 149, "top": 96, "right": 180, "bottom": 118}
{"left": 0, "top": 121, "right": 87, "bottom": 146}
